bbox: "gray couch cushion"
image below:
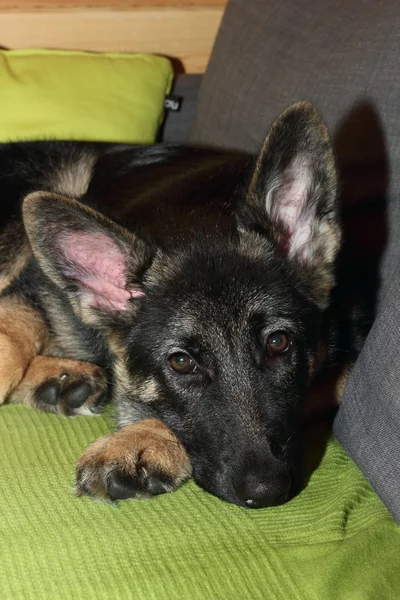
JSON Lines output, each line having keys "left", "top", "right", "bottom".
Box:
{"left": 190, "top": 0, "right": 400, "bottom": 156}
{"left": 161, "top": 74, "right": 201, "bottom": 143}
{"left": 333, "top": 262, "right": 400, "bottom": 523}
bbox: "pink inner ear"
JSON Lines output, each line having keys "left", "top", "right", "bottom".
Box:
{"left": 61, "top": 231, "right": 144, "bottom": 312}
{"left": 268, "top": 157, "right": 314, "bottom": 262}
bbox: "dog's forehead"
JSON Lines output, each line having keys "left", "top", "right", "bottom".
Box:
{"left": 154, "top": 232, "right": 280, "bottom": 285}
{"left": 175, "top": 235, "right": 292, "bottom": 296}
{"left": 167, "top": 285, "right": 294, "bottom": 337}
{"left": 147, "top": 234, "right": 303, "bottom": 341}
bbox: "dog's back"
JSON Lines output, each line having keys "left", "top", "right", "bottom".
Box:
{"left": 0, "top": 140, "right": 249, "bottom": 239}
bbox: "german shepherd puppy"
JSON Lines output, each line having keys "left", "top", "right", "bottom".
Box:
{"left": 0, "top": 103, "right": 366, "bottom": 508}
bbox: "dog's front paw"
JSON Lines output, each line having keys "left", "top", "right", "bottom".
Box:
{"left": 76, "top": 419, "right": 192, "bottom": 501}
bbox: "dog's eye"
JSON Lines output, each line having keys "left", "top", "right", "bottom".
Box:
{"left": 266, "top": 331, "right": 290, "bottom": 356}
{"left": 169, "top": 353, "right": 198, "bottom": 374}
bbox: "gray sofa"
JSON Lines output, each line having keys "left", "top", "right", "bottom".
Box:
{"left": 161, "top": 74, "right": 201, "bottom": 143}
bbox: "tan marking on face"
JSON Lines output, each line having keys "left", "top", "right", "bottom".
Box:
{"left": 137, "top": 377, "right": 160, "bottom": 403}
{"left": 113, "top": 356, "right": 134, "bottom": 400}
{"left": 107, "top": 331, "right": 126, "bottom": 359}
{"left": 111, "top": 362, "right": 161, "bottom": 407}
{"left": 107, "top": 335, "right": 156, "bottom": 406}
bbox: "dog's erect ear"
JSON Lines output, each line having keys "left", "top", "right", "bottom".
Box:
{"left": 23, "top": 192, "right": 155, "bottom": 328}
{"left": 238, "top": 102, "right": 340, "bottom": 308}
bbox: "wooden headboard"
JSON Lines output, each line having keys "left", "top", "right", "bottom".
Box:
{"left": 0, "top": 0, "right": 227, "bottom": 73}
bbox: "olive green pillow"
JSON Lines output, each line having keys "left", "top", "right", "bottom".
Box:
{"left": 0, "top": 49, "right": 172, "bottom": 143}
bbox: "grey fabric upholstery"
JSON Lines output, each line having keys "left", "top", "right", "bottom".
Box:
{"left": 160, "top": 74, "right": 201, "bottom": 143}
{"left": 190, "top": 0, "right": 400, "bottom": 280}
{"left": 333, "top": 265, "right": 400, "bottom": 522}
{"left": 190, "top": 0, "right": 400, "bottom": 521}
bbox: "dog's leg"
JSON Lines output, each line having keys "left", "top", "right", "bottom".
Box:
{"left": 0, "top": 296, "right": 48, "bottom": 404}
{"left": 9, "top": 356, "right": 108, "bottom": 416}
{"left": 76, "top": 419, "right": 192, "bottom": 500}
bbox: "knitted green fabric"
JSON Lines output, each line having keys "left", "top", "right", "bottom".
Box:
{"left": 1, "top": 405, "right": 399, "bottom": 599}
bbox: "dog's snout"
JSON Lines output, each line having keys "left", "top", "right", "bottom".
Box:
{"left": 233, "top": 471, "right": 291, "bottom": 509}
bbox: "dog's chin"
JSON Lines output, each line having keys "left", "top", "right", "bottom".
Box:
{"left": 195, "top": 478, "right": 297, "bottom": 509}
{"left": 191, "top": 467, "right": 299, "bottom": 509}
{"left": 192, "top": 479, "right": 244, "bottom": 508}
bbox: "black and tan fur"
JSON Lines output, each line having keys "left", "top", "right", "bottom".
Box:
{"left": 0, "top": 104, "right": 369, "bottom": 508}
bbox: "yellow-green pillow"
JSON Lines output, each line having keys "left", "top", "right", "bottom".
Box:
{"left": 0, "top": 49, "right": 173, "bottom": 143}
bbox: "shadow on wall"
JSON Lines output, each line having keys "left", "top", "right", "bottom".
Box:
{"left": 302, "top": 102, "right": 389, "bottom": 483}
{"left": 334, "top": 101, "right": 389, "bottom": 317}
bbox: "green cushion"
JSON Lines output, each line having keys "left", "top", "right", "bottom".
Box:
{"left": 0, "top": 50, "right": 173, "bottom": 143}
{"left": 1, "top": 405, "right": 399, "bottom": 599}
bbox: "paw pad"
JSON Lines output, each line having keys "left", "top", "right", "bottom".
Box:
{"left": 36, "top": 381, "right": 60, "bottom": 405}
{"left": 64, "top": 381, "right": 92, "bottom": 408}
{"left": 33, "top": 369, "right": 107, "bottom": 415}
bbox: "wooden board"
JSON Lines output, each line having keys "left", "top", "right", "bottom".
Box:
{"left": 0, "top": 1, "right": 225, "bottom": 5}
{"left": 0, "top": 1, "right": 227, "bottom": 73}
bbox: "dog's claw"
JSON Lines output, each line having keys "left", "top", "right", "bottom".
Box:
{"left": 144, "top": 474, "right": 170, "bottom": 496}
{"left": 91, "top": 392, "right": 108, "bottom": 412}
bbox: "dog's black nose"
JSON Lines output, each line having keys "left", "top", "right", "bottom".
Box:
{"left": 234, "top": 473, "right": 291, "bottom": 509}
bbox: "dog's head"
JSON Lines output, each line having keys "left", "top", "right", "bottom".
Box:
{"left": 23, "top": 103, "right": 340, "bottom": 508}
